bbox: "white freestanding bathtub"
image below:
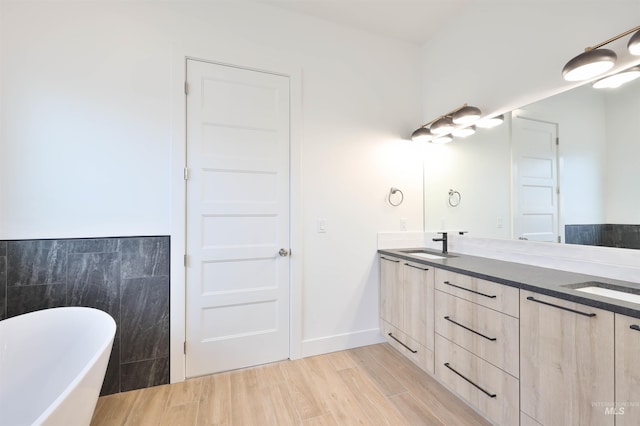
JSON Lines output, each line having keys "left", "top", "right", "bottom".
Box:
{"left": 0, "top": 307, "right": 116, "bottom": 425}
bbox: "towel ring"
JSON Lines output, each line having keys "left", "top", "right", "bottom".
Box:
{"left": 388, "top": 187, "right": 404, "bottom": 207}
{"left": 448, "top": 189, "right": 461, "bottom": 207}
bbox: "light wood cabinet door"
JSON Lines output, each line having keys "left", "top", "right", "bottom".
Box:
{"left": 403, "top": 261, "right": 434, "bottom": 351}
{"left": 380, "top": 256, "right": 403, "bottom": 329}
{"left": 379, "top": 256, "right": 435, "bottom": 374}
{"left": 615, "top": 313, "right": 640, "bottom": 425}
{"left": 520, "top": 291, "right": 614, "bottom": 426}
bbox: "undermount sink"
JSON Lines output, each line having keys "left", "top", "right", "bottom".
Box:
{"left": 408, "top": 253, "right": 446, "bottom": 260}
{"left": 400, "top": 249, "right": 455, "bottom": 260}
{"left": 564, "top": 282, "right": 640, "bottom": 305}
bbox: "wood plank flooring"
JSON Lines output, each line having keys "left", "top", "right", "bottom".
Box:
{"left": 91, "top": 343, "right": 491, "bottom": 426}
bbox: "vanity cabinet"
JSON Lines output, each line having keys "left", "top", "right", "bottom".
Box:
{"left": 520, "top": 290, "right": 614, "bottom": 426}
{"left": 434, "top": 269, "right": 520, "bottom": 425}
{"left": 379, "top": 255, "right": 435, "bottom": 373}
{"left": 615, "top": 313, "right": 640, "bottom": 425}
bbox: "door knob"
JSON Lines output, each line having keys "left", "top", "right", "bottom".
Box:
{"left": 279, "top": 248, "right": 289, "bottom": 257}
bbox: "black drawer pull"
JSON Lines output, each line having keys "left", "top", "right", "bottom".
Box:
{"left": 388, "top": 333, "right": 418, "bottom": 353}
{"left": 405, "top": 263, "right": 429, "bottom": 271}
{"left": 631, "top": 325, "right": 640, "bottom": 332}
{"left": 444, "top": 316, "right": 497, "bottom": 341}
{"left": 381, "top": 257, "right": 400, "bottom": 263}
{"left": 443, "top": 281, "right": 496, "bottom": 299}
{"left": 526, "top": 296, "right": 596, "bottom": 317}
{"left": 444, "top": 363, "right": 497, "bottom": 398}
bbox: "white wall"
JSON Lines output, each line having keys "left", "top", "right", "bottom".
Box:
{"left": 0, "top": 2, "right": 174, "bottom": 238}
{"left": 0, "top": 0, "right": 424, "bottom": 377}
{"left": 604, "top": 78, "right": 640, "bottom": 222}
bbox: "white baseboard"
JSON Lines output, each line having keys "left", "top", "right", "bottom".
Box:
{"left": 301, "top": 328, "right": 385, "bottom": 358}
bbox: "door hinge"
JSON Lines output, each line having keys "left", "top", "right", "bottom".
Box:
{"left": 556, "top": 137, "right": 559, "bottom": 145}
{"left": 556, "top": 186, "right": 560, "bottom": 194}
{"left": 184, "top": 168, "right": 189, "bottom": 180}
{"left": 184, "top": 81, "right": 189, "bottom": 95}
{"left": 184, "top": 341, "right": 187, "bottom": 354}
{"left": 184, "top": 254, "right": 188, "bottom": 267}
{"left": 558, "top": 235, "right": 561, "bottom": 243}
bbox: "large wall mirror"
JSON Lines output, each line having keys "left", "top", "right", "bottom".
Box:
{"left": 424, "top": 66, "right": 640, "bottom": 249}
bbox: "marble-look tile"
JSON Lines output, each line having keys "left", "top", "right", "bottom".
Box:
{"left": 121, "top": 237, "right": 170, "bottom": 279}
{"left": 120, "top": 276, "right": 169, "bottom": 363}
{"left": 604, "top": 225, "right": 640, "bottom": 249}
{"left": 68, "top": 238, "right": 120, "bottom": 254}
{"left": 68, "top": 252, "right": 120, "bottom": 320}
{"left": 7, "top": 240, "right": 67, "bottom": 286}
{"left": 120, "top": 357, "right": 170, "bottom": 392}
{"left": 101, "top": 335, "right": 121, "bottom": 396}
{"left": 565, "top": 225, "right": 601, "bottom": 247}
{"left": 0, "top": 241, "right": 7, "bottom": 256}
{"left": 6, "top": 284, "right": 67, "bottom": 317}
{"left": 0, "top": 256, "right": 6, "bottom": 320}
{"left": 566, "top": 224, "right": 640, "bottom": 250}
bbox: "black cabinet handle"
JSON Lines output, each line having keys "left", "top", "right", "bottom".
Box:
{"left": 405, "top": 263, "right": 429, "bottom": 271}
{"left": 381, "top": 257, "right": 400, "bottom": 263}
{"left": 444, "top": 316, "right": 497, "bottom": 341}
{"left": 444, "top": 363, "right": 496, "bottom": 398}
{"left": 526, "top": 296, "right": 596, "bottom": 317}
{"left": 443, "top": 281, "right": 496, "bottom": 299}
{"left": 388, "top": 333, "right": 418, "bottom": 353}
{"left": 631, "top": 325, "right": 640, "bottom": 332}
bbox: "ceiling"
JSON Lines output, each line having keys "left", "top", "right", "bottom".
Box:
{"left": 251, "top": 0, "right": 474, "bottom": 44}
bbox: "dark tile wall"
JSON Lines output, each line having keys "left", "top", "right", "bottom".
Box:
{"left": 565, "top": 224, "right": 640, "bottom": 249}
{"left": 0, "top": 236, "right": 170, "bottom": 395}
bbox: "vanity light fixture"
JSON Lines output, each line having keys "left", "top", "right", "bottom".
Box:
{"left": 410, "top": 103, "right": 482, "bottom": 143}
{"left": 476, "top": 114, "right": 504, "bottom": 129}
{"left": 430, "top": 116, "right": 455, "bottom": 134}
{"left": 411, "top": 127, "right": 434, "bottom": 142}
{"left": 592, "top": 65, "right": 640, "bottom": 89}
{"left": 629, "top": 29, "right": 640, "bottom": 55}
{"left": 562, "top": 25, "right": 640, "bottom": 82}
{"left": 452, "top": 105, "right": 481, "bottom": 125}
{"left": 432, "top": 134, "right": 453, "bottom": 144}
{"left": 452, "top": 125, "right": 476, "bottom": 138}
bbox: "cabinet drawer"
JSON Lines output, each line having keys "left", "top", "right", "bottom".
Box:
{"left": 435, "top": 334, "right": 519, "bottom": 426}
{"left": 435, "top": 269, "right": 519, "bottom": 317}
{"left": 435, "top": 290, "right": 519, "bottom": 377}
{"left": 381, "top": 320, "right": 434, "bottom": 374}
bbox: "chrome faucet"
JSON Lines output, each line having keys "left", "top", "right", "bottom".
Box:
{"left": 432, "top": 232, "right": 448, "bottom": 254}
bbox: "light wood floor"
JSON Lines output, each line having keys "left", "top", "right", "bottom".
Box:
{"left": 91, "top": 343, "right": 491, "bottom": 426}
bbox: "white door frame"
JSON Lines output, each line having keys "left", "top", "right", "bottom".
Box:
{"left": 170, "top": 53, "right": 303, "bottom": 383}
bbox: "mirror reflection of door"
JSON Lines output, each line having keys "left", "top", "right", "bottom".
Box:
{"left": 512, "top": 116, "right": 559, "bottom": 242}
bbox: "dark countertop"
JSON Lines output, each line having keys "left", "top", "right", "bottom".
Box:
{"left": 378, "top": 247, "right": 640, "bottom": 319}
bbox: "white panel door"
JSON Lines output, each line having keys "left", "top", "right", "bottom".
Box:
{"left": 512, "top": 116, "right": 559, "bottom": 242}
{"left": 185, "top": 59, "right": 290, "bottom": 377}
